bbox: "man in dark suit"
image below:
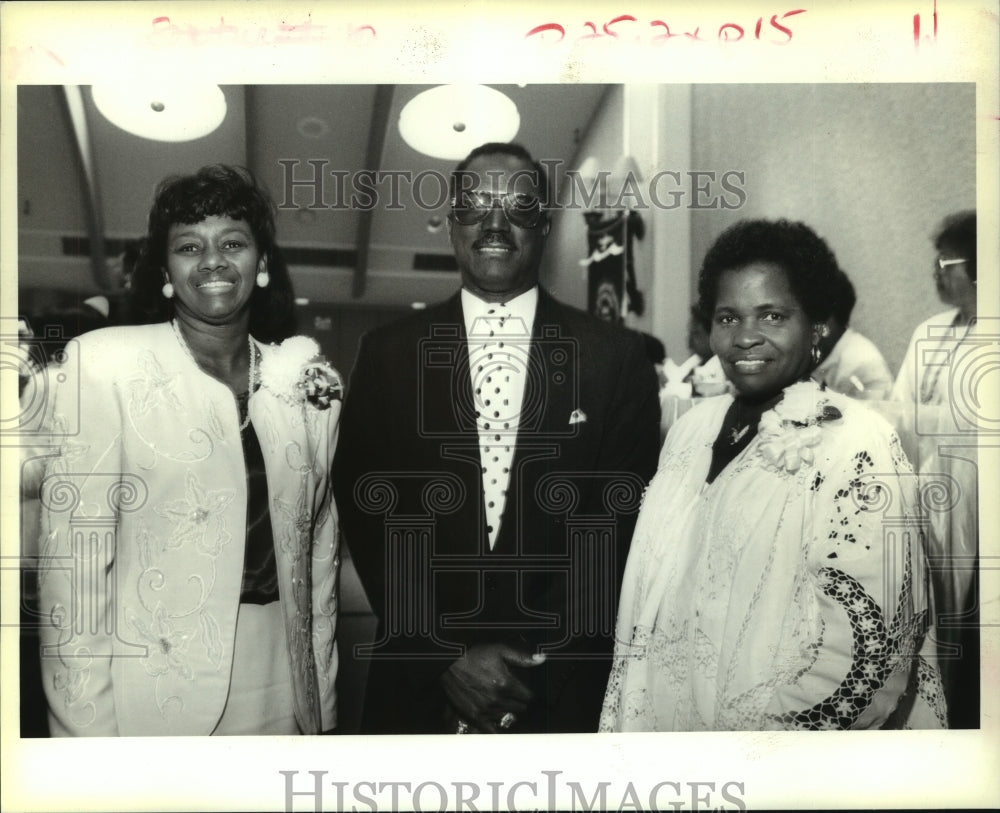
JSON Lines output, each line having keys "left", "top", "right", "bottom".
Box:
{"left": 332, "top": 142, "right": 660, "bottom": 734}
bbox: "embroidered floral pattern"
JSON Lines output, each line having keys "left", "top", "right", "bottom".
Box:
{"left": 50, "top": 653, "right": 97, "bottom": 728}
{"left": 52, "top": 654, "right": 92, "bottom": 709}
{"left": 199, "top": 610, "right": 224, "bottom": 671}
{"left": 126, "top": 605, "right": 194, "bottom": 680}
{"left": 154, "top": 470, "right": 235, "bottom": 553}
{"left": 259, "top": 336, "right": 343, "bottom": 411}
{"left": 48, "top": 413, "right": 92, "bottom": 472}
{"left": 128, "top": 351, "right": 183, "bottom": 417}
{"left": 271, "top": 477, "right": 312, "bottom": 563}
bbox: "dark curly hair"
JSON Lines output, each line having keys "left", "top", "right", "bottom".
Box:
{"left": 128, "top": 164, "right": 295, "bottom": 342}
{"left": 697, "top": 219, "right": 843, "bottom": 324}
{"left": 934, "top": 210, "right": 976, "bottom": 282}
{"left": 829, "top": 270, "right": 857, "bottom": 327}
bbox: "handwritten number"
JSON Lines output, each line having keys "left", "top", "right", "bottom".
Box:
{"left": 526, "top": 9, "right": 810, "bottom": 47}
{"left": 525, "top": 23, "right": 565, "bottom": 41}
{"left": 603, "top": 15, "right": 638, "bottom": 38}
{"left": 719, "top": 24, "right": 744, "bottom": 42}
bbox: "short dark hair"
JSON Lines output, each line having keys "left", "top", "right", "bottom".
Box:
{"left": 689, "top": 302, "right": 711, "bottom": 333}
{"left": 829, "top": 271, "right": 857, "bottom": 327}
{"left": 451, "top": 142, "right": 551, "bottom": 206}
{"left": 697, "top": 219, "right": 843, "bottom": 324}
{"left": 934, "top": 210, "right": 976, "bottom": 282}
{"left": 129, "top": 165, "right": 295, "bottom": 342}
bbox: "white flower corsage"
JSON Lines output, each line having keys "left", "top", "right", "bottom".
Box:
{"left": 259, "top": 336, "right": 342, "bottom": 410}
{"left": 757, "top": 381, "right": 842, "bottom": 474}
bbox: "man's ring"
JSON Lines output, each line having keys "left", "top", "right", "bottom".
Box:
{"left": 498, "top": 712, "right": 517, "bottom": 730}
{"left": 456, "top": 719, "right": 471, "bottom": 734}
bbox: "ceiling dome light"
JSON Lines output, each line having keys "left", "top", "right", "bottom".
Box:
{"left": 91, "top": 81, "right": 227, "bottom": 142}
{"left": 297, "top": 116, "right": 331, "bottom": 139}
{"left": 398, "top": 85, "right": 520, "bottom": 160}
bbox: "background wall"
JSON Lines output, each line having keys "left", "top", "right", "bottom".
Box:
{"left": 545, "top": 83, "right": 976, "bottom": 377}
{"left": 544, "top": 85, "right": 695, "bottom": 364}
{"left": 689, "top": 83, "right": 976, "bottom": 374}
{"left": 542, "top": 86, "right": 622, "bottom": 309}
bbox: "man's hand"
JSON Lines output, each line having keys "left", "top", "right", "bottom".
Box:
{"left": 441, "top": 643, "right": 546, "bottom": 733}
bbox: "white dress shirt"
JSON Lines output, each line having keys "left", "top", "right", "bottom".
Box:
{"left": 461, "top": 287, "right": 538, "bottom": 548}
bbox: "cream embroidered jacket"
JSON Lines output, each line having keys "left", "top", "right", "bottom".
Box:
{"left": 34, "top": 323, "right": 339, "bottom": 736}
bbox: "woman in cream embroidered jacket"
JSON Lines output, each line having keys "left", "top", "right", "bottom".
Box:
{"left": 36, "top": 323, "right": 339, "bottom": 736}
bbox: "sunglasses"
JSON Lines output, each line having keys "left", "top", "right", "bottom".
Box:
{"left": 449, "top": 191, "right": 546, "bottom": 229}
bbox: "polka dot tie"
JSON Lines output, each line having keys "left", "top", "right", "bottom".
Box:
{"left": 468, "top": 303, "right": 531, "bottom": 549}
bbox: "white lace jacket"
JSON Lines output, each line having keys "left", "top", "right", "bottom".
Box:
{"left": 32, "top": 323, "right": 339, "bottom": 736}
{"left": 601, "top": 381, "right": 946, "bottom": 731}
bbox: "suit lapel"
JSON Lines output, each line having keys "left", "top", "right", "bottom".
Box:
{"left": 417, "top": 294, "right": 471, "bottom": 437}
{"left": 421, "top": 294, "right": 487, "bottom": 554}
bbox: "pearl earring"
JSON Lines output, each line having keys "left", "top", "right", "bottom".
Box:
{"left": 811, "top": 344, "right": 821, "bottom": 365}
{"left": 162, "top": 281, "right": 175, "bottom": 298}
{"left": 256, "top": 270, "right": 270, "bottom": 288}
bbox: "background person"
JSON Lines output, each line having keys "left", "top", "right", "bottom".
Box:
{"left": 333, "top": 142, "right": 661, "bottom": 734}
{"left": 891, "top": 210, "right": 979, "bottom": 728}
{"left": 812, "top": 270, "right": 894, "bottom": 400}
{"left": 33, "top": 165, "right": 341, "bottom": 736}
{"left": 601, "top": 219, "right": 945, "bottom": 731}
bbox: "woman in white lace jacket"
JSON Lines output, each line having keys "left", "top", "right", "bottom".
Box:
{"left": 34, "top": 166, "right": 341, "bottom": 736}
{"left": 601, "top": 220, "right": 946, "bottom": 731}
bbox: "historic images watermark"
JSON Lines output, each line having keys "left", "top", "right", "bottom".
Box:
{"left": 280, "top": 770, "right": 748, "bottom": 812}
{"left": 276, "top": 159, "right": 748, "bottom": 213}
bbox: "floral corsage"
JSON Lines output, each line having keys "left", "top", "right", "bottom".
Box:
{"left": 259, "top": 336, "right": 343, "bottom": 410}
{"left": 757, "top": 381, "right": 842, "bottom": 474}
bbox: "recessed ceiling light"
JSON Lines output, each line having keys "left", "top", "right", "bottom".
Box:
{"left": 297, "top": 116, "right": 331, "bottom": 139}
{"left": 91, "top": 82, "right": 227, "bottom": 142}
{"left": 411, "top": 302, "right": 427, "bottom": 310}
{"left": 398, "top": 85, "right": 520, "bottom": 160}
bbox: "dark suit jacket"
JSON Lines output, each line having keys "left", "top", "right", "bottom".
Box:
{"left": 331, "top": 289, "right": 660, "bottom": 733}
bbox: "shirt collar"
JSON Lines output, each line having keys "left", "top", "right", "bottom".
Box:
{"left": 461, "top": 287, "right": 538, "bottom": 336}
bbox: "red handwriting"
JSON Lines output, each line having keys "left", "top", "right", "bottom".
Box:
{"left": 913, "top": 0, "right": 939, "bottom": 47}
{"left": 5, "top": 44, "right": 65, "bottom": 79}
{"left": 526, "top": 10, "right": 807, "bottom": 45}
{"left": 146, "top": 16, "right": 376, "bottom": 48}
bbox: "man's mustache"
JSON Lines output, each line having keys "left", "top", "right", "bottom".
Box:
{"left": 473, "top": 233, "right": 515, "bottom": 250}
